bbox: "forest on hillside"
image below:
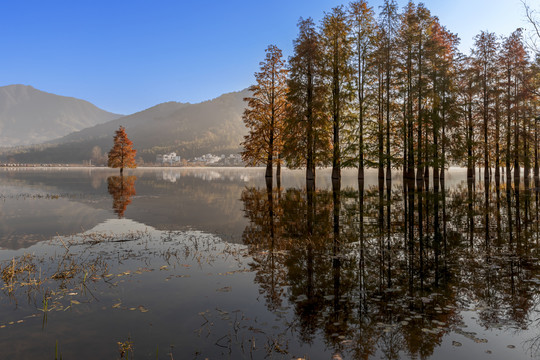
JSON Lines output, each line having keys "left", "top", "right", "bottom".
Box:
{"left": 242, "top": 0, "right": 540, "bottom": 185}
{"left": 2, "top": 91, "right": 249, "bottom": 164}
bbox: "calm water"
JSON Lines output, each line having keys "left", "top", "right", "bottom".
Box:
{"left": 0, "top": 167, "right": 539, "bottom": 359}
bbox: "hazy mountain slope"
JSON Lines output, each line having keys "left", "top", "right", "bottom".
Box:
{"left": 8, "top": 89, "right": 249, "bottom": 163}
{"left": 0, "top": 85, "right": 122, "bottom": 146}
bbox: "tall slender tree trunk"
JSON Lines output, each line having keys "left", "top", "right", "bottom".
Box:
{"left": 506, "top": 70, "right": 512, "bottom": 184}
{"left": 433, "top": 107, "right": 440, "bottom": 191}
{"left": 306, "top": 62, "right": 315, "bottom": 183}
{"left": 495, "top": 96, "right": 500, "bottom": 184}
{"left": 416, "top": 37, "right": 424, "bottom": 182}
{"left": 483, "top": 71, "right": 489, "bottom": 182}
{"left": 514, "top": 81, "right": 520, "bottom": 184}
{"left": 441, "top": 90, "right": 446, "bottom": 184}
{"left": 467, "top": 91, "right": 474, "bottom": 180}
{"left": 406, "top": 47, "right": 414, "bottom": 180}
{"left": 266, "top": 68, "right": 275, "bottom": 180}
{"left": 378, "top": 64, "right": 384, "bottom": 181}
{"left": 332, "top": 42, "right": 341, "bottom": 181}
{"left": 276, "top": 153, "right": 281, "bottom": 189}
{"left": 524, "top": 103, "right": 531, "bottom": 182}
{"left": 402, "top": 93, "right": 407, "bottom": 179}
{"left": 535, "top": 114, "right": 539, "bottom": 179}
{"left": 358, "top": 52, "right": 366, "bottom": 181}
{"left": 385, "top": 43, "right": 392, "bottom": 181}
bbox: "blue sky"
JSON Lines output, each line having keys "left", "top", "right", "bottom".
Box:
{"left": 0, "top": 0, "right": 530, "bottom": 114}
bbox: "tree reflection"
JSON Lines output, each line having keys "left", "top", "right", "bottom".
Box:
{"left": 241, "top": 178, "right": 540, "bottom": 359}
{"left": 107, "top": 175, "right": 137, "bottom": 218}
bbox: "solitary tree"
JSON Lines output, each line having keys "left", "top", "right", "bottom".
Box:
{"left": 241, "top": 45, "right": 288, "bottom": 182}
{"left": 108, "top": 126, "right": 137, "bottom": 175}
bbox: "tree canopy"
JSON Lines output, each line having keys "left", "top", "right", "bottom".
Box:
{"left": 241, "top": 45, "right": 289, "bottom": 182}
{"left": 108, "top": 126, "right": 137, "bottom": 175}
{"left": 243, "top": 0, "right": 540, "bottom": 187}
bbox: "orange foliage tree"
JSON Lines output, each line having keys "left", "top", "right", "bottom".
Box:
{"left": 108, "top": 126, "right": 137, "bottom": 175}
{"left": 241, "top": 45, "right": 289, "bottom": 181}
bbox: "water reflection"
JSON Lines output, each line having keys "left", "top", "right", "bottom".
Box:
{"left": 3, "top": 168, "right": 540, "bottom": 358}
{"left": 0, "top": 168, "right": 256, "bottom": 247}
{"left": 241, "top": 179, "right": 540, "bottom": 358}
{"left": 107, "top": 175, "right": 137, "bottom": 218}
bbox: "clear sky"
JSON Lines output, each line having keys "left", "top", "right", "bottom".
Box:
{"left": 0, "top": 0, "right": 532, "bottom": 115}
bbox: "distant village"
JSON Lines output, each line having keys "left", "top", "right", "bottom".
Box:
{"left": 0, "top": 152, "right": 245, "bottom": 167}
{"left": 155, "top": 152, "right": 244, "bottom": 167}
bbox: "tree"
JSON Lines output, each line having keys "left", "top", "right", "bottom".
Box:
{"left": 348, "top": 0, "right": 377, "bottom": 181}
{"left": 283, "top": 17, "right": 330, "bottom": 183}
{"left": 500, "top": 29, "right": 529, "bottom": 182}
{"left": 472, "top": 31, "right": 499, "bottom": 181}
{"left": 523, "top": 0, "right": 540, "bottom": 56}
{"left": 241, "top": 45, "right": 288, "bottom": 182}
{"left": 424, "top": 20, "right": 459, "bottom": 183}
{"left": 378, "top": 0, "right": 399, "bottom": 182}
{"left": 457, "top": 56, "right": 479, "bottom": 179}
{"left": 91, "top": 145, "right": 106, "bottom": 166}
{"left": 108, "top": 126, "right": 137, "bottom": 175}
{"left": 321, "top": 6, "right": 354, "bottom": 181}
{"left": 397, "top": 1, "right": 418, "bottom": 179}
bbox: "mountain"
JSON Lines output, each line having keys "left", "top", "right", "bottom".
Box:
{"left": 6, "top": 89, "right": 250, "bottom": 163}
{"left": 0, "top": 85, "right": 122, "bottom": 146}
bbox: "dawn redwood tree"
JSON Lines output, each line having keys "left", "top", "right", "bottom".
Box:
{"left": 108, "top": 126, "right": 137, "bottom": 176}
{"left": 414, "top": 3, "right": 433, "bottom": 183}
{"left": 250, "top": 0, "right": 540, "bottom": 184}
{"left": 532, "top": 58, "right": 540, "bottom": 178}
{"left": 425, "top": 19, "right": 459, "bottom": 184}
{"left": 241, "top": 45, "right": 289, "bottom": 182}
{"left": 348, "top": 0, "right": 377, "bottom": 181}
{"left": 500, "top": 29, "right": 529, "bottom": 182}
{"left": 378, "top": 0, "right": 399, "bottom": 182}
{"left": 456, "top": 56, "right": 479, "bottom": 179}
{"left": 284, "top": 17, "right": 330, "bottom": 183}
{"left": 396, "top": 1, "right": 433, "bottom": 182}
{"left": 398, "top": 1, "right": 418, "bottom": 179}
{"left": 472, "top": 31, "right": 499, "bottom": 181}
{"left": 321, "top": 6, "right": 354, "bottom": 181}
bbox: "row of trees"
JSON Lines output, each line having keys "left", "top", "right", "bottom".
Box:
{"left": 241, "top": 0, "right": 540, "bottom": 187}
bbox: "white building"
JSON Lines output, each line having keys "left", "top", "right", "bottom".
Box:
{"left": 156, "top": 152, "right": 181, "bottom": 165}
{"left": 193, "top": 154, "right": 221, "bottom": 164}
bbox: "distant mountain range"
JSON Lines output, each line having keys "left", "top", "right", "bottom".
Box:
{"left": 1, "top": 86, "right": 250, "bottom": 163}
{"left": 0, "top": 85, "right": 122, "bottom": 146}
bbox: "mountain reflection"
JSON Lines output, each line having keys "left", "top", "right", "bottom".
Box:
{"left": 241, "top": 180, "right": 540, "bottom": 358}
{"left": 107, "top": 175, "right": 136, "bottom": 218}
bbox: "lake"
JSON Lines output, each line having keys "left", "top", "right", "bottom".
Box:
{"left": 0, "top": 167, "right": 539, "bottom": 359}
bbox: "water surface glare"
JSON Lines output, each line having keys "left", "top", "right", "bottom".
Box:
{"left": 0, "top": 167, "right": 538, "bottom": 359}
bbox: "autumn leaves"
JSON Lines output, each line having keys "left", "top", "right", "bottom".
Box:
{"left": 242, "top": 0, "right": 540, "bottom": 187}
